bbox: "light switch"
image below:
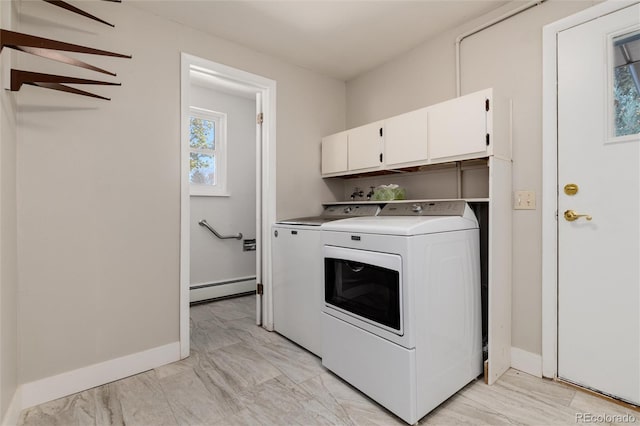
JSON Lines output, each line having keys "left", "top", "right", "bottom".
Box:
{"left": 514, "top": 190, "right": 536, "bottom": 210}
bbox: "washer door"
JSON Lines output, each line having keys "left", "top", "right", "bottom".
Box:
{"left": 324, "top": 245, "right": 403, "bottom": 336}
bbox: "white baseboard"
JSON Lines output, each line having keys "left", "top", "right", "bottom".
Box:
{"left": 21, "top": 341, "right": 180, "bottom": 410}
{"left": 2, "top": 386, "right": 22, "bottom": 426}
{"left": 190, "top": 279, "right": 256, "bottom": 303}
{"left": 511, "top": 347, "right": 542, "bottom": 378}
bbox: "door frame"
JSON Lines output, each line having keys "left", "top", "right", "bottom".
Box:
{"left": 179, "top": 53, "right": 277, "bottom": 358}
{"left": 541, "top": 0, "right": 639, "bottom": 379}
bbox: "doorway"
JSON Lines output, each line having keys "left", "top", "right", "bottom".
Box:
{"left": 188, "top": 80, "right": 257, "bottom": 303}
{"left": 180, "top": 54, "right": 277, "bottom": 359}
{"left": 542, "top": 1, "right": 640, "bottom": 405}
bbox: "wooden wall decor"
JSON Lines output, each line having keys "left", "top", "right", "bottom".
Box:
{"left": 2, "top": 0, "right": 130, "bottom": 100}
{"left": 0, "top": 0, "right": 131, "bottom": 101}
{"left": 11, "top": 70, "right": 120, "bottom": 100}
{"left": 42, "top": 0, "right": 116, "bottom": 27}
{"left": 1, "top": 30, "right": 131, "bottom": 76}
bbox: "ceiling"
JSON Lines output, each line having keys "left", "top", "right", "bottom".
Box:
{"left": 130, "top": 0, "right": 510, "bottom": 81}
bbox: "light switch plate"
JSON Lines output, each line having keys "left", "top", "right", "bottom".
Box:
{"left": 514, "top": 190, "right": 536, "bottom": 210}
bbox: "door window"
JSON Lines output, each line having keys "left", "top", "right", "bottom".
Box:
{"left": 612, "top": 30, "right": 640, "bottom": 138}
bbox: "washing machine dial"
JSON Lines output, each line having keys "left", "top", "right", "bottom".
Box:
{"left": 343, "top": 207, "right": 353, "bottom": 214}
{"left": 411, "top": 203, "right": 423, "bottom": 213}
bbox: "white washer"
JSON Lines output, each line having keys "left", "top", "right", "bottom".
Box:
{"left": 321, "top": 200, "right": 482, "bottom": 424}
{"left": 271, "top": 204, "right": 379, "bottom": 356}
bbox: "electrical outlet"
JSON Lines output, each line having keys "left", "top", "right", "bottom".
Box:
{"left": 514, "top": 190, "right": 536, "bottom": 210}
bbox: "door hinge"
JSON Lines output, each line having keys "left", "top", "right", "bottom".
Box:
{"left": 256, "top": 283, "right": 264, "bottom": 295}
{"left": 485, "top": 99, "right": 490, "bottom": 112}
{"left": 379, "top": 127, "right": 383, "bottom": 137}
{"left": 379, "top": 153, "right": 383, "bottom": 163}
{"left": 257, "top": 112, "right": 264, "bottom": 125}
{"left": 486, "top": 133, "right": 490, "bottom": 146}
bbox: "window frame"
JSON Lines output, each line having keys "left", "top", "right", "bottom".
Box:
{"left": 607, "top": 26, "right": 640, "bottom": 144}
{"left": 188, "top": 107, "right": 228, "bottom": 196}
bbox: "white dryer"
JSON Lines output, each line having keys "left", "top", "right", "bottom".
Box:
{"left": 321, "top": 200, "right": 482, "bottom": 424}
{"left": 271, "top": 204, "right": 379, "bottom": 357}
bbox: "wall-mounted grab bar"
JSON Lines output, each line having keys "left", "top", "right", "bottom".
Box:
{"left": 198, "top": 219, "right": 243, "bottom": 240}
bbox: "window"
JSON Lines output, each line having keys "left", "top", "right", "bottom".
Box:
{"left": 612, "top": 31, "right": 640, "bottom": 138}
{"left": 189, "top": 107, "right": 227, "bottom": 196}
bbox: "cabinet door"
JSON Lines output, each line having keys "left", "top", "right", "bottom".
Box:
{"left": 321, "top": 131, "right": 348, "bottom": 175}
{"left": 348, "top": 121, "right": 384, "bottom": 172}
{"left": 428, "top": 90, "right": 489, "bottom": 161}
{"left": 385, "top": 108, "right": 429, "bottom": 167}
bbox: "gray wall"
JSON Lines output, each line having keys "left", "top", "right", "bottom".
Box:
{"left": 189, "top": 87, "right": 256, "bottom": 286}
{"left": 16, "top": 1, "right": 345, "bottom": 384}
{"left": 0, "top": 0, "right": 19, "bottom": 420}
{"left": 345, "top": 0, "right": 600, "bottom": 356}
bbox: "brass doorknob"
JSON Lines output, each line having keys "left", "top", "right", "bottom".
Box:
{"left": 564, "top": 210, "right": 592, "bottom": 222}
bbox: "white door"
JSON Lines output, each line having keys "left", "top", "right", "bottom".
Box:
{"left": 557, "top": 4, "right": 640, "bottom": 405}
{"left": 255, "top": 92, "right": 263, "bottom": 325}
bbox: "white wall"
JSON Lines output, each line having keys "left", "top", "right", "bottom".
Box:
{"left": 16, "top": 1, "right": 345, "bottom": 386}
{"left": 345, "top": 0, "right": 599, "bottom": 356}
{"left": 0, "top": 1, "right": 20, "bottom": 422}
{"left": 341, "top": 165, "right": 489, "bottom": 201}
{"left": 190, "top": 87, "right": 256, "bottom": 286}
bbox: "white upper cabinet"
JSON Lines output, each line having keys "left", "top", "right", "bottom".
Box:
{"left": 428, "top": 89, "right": 489, "bottom": 162}
{"left": 384, "top": 107, "right": 429, "bottom": 168}
{"left": 321, "top": 131, "right": 348, "bottom": 175}
{"left": 347, "top": 121, "right": 384, "bottom": 172}
{"left": 426, "top": 88, "right": 511, "bottom": 162}
{"left": 321, "top": 89, "right": 509, "bottom": 177}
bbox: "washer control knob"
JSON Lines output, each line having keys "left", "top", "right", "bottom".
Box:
{"left": 343, "top": 207, "right": 353, "bottom": 214}
{"left": 411, "top": 204, "right": 423, "bottom": 213}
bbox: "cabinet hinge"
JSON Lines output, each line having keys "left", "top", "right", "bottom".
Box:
{"left": 486, "top": 133, "right": 490, "bottom": 146}
{"left": 485, "top": 99, "right": 490, "bottom": 112}
{"left": 256, "top": 283, "right": 264, "bottom": 295}
{"left": 257, "top": 112, "right": 264, "bottom": 125}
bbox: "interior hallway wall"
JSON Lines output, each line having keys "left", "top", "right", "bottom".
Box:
{"left": 189, "top": 87, "right": 256, "bottom": 286}
{"left": 345, "top": 0, "right": 600, "bottom": 356}
{"left": 16, "top": 0, "right": 345, "bottom": 387}
{"left": 0, "top": 1, "right": 20, "bottom": 422}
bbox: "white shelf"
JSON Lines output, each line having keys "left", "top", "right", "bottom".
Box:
{"left": 322, "top": 198, "right": 490, "bottom": 206}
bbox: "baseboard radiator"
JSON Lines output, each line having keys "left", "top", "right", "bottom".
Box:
{"left": 190, "top": 276, "right": 256, "bottom": 304}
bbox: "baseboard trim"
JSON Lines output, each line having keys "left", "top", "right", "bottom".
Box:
{"left": 511, "top": 347, "right": 542, "bottom": 378}
{"left": 190, "top": 279, "right": 256, "bottom": 303}
{"left": 2, "top": 386, "right": 22, "bottom": 426}
{"left": 21, "top": 341, "right": 180, "bottom": 410}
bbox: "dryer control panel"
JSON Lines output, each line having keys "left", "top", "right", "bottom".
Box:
{"left": 323, "top": 204, "right": 381, "bottom": 217}
{"left": 379, "top": 200, "right": 467, "bottom": 216}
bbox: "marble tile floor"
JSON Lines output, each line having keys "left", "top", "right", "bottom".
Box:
{"left": 19, "top": 294, "right": 639, "bottom": 426}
